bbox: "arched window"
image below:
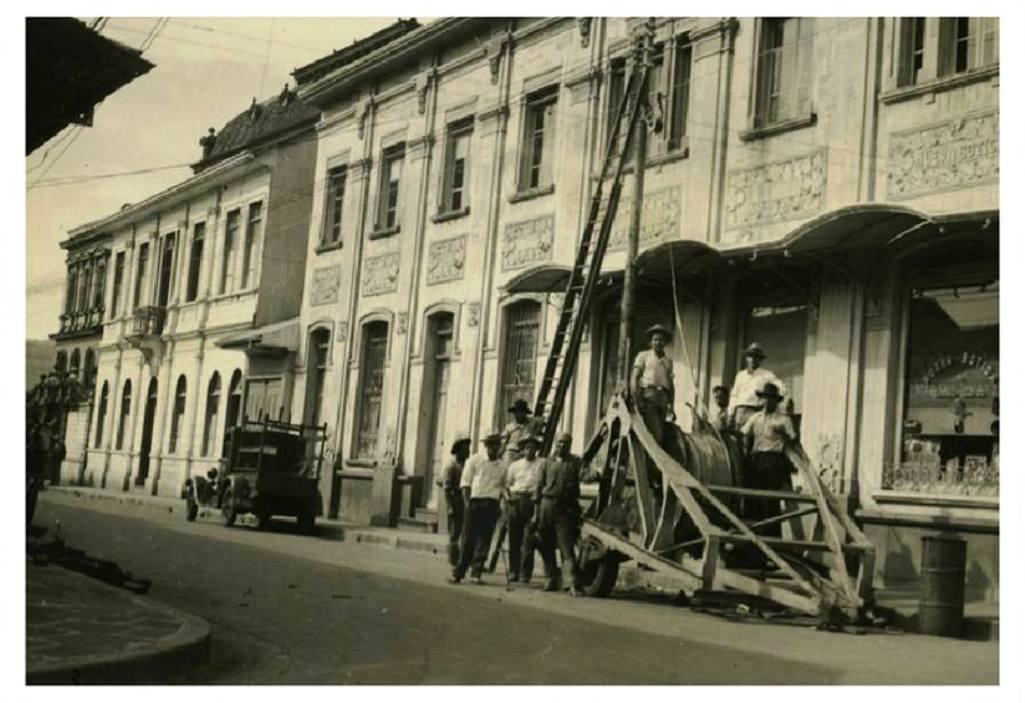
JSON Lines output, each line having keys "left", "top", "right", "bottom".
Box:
{"left": 94, "top": 381, "right": 109, "bottom": 448}
{"left": 500, "top": 299, "right": 542, "bottom": 415}
{"left": 305, "top": 328, "right": 331, "bottom": 427}
{"left": 202, "top": 372, "right": 221, "bottom": 457}
{"left": 168, "top": 375, "right": 187, "bottom": 454}
{"left": 226, "top": 369, "right": 243, "bottom": 427}
{"left": 68, "top": 348, "right": 81, "bottom": 379}
{"left": 83, "top": 349, "right": 96, "bottom": 387}
{"left": 116, "top": 380, "right": 132, "bottom": 450}
{"left": 55, "top": 350, "right": 68, "bottom": 373}
{"left": 354, "top": 320, "right": 389, "bottom": 459}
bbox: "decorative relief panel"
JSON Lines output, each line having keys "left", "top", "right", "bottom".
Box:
{"left": 396, "top": 312, "right": 408, "bottom": 336}
{"left": 502, "top": 215, "right": 555, "bottom": 271}
{"left": 467, "top": 302, "right": 480, "bottom": 328}
{"left": 426, "top": 235, "right": 467, "bottom": 285}
{"left": 607, "top": 186, "right": 682, "bottom": 250}
{"left": 310, "top": 266, "right": 340, "bottom": 306}
{"left": 886, "top": 111, "right": 998, "bottom": 200}
{"left": 724, "top": 149, "right": 827, "bottom": 231}
{"left": 336, "top": 320, "right": 349, "bottom": 343}
{"left": 362, "top": 252, "right": 400, "bottom": 297}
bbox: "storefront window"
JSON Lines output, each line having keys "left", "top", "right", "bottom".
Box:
{"left": 887, "top": 277, "right": 999, "bottom": 496}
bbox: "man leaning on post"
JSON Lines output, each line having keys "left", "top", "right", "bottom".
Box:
{"left": 449, "top": 431, "right": 506, "bottom": 585}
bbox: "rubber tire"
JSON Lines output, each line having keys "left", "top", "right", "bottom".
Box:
{"left": 578, "top": 548, "right": 620, "bottom": 598}
{"left": 221, "top": 486, "right": 237, "bottom": 527}
{"left": 185, "top": 496, "right": 198, "bottom": 522}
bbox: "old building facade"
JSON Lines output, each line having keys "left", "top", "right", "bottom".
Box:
{"left": 289, "top": 17, "right": 999, "bottom": 602}
{"left": 69, "top": 87, "right": 319, "bottom": 497}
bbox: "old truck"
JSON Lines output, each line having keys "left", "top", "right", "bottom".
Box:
{"left": 184, "top": 417, "right": 327, "bottom": 533}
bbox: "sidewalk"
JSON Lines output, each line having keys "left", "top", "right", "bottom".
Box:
{"left": 26, "top": 557, "right": 210, "bottom": 684}
{"left": 44, "top": 485, "right": 999, "bottom": 641}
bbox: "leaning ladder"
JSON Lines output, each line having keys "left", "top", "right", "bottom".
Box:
{"left": 534, "top": 62, "right": 651, "bottom": 454}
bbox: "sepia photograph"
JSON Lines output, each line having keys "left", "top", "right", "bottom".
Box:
{"left": 19, "top": 7, "right": 1016, "bottom": 690}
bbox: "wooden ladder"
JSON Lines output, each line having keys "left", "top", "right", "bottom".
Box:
{"left": 535, "top": 62, "right": 651, "bottom": 454}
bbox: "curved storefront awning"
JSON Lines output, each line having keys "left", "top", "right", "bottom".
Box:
{"left": 504, "top": 264, "right": 572, "bottom": 293}
{"left": 636, "top": 240, "right": 722, "bottom": 286}
{"left": 216, "top": 318, "right": 299, "bottom": 356}
{"left": 720, "top": 204, "right": 934, "bottom": 259}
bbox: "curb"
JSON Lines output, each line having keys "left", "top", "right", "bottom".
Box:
{"left": 27, "top": 567, "right": 211, "bottom": 685}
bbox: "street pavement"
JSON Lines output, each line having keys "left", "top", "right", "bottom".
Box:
{"left": 33, "top": 491, "right": 999, "bottom": 684}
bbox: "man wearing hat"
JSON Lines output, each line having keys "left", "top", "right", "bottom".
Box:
{"left": 739, "top": 382, "right": 797, "bottom": 537}
{"left": 729, "top": 343, "right": 787, "bottom": 430}
{"left": 437, "top": 432, "right": 472, "bottom": 568}
{"left": 450, "top": 431, "right": 508, "bottom": 585}
{"left": 503, "top": 434, "right": 545, "bottom": 583}
{"left": 500, "top": 399, "right": 542, "bottom": 464}
{"left": 630, "top": 324, "right": 676, "bottom": 448}
{"left": 535, "top": 431, "right": 584, "bottom": 596}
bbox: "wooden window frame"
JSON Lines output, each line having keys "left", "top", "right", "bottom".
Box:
{"left": 95, "top": 381, "right": 109, "bottom": 449}
{"left": 186, "top": 222, "right": 205, "bottom": 302}
{"left": 202, "top": 372, "right": 221, "bottom": 457}
{"left": 373, "top": 144, "right": 405, "bottom": 236}
{"left": 323, "top": 166, "right": 347, "bottom": 246}
{"left": 116, "top": 380, "right": 132, "bottom": 451}
{"left": 440, "top": 120, "right": 473, "bottom": 216}
{"left": 220, "top": 209, "right": 240, "bottom": 294}
{"left": 241, "top": 201, "right": 263, "bottom": 290}
{"left": 751, "top": 17, "right": 815, "bottom": 131}
{"left": 353, "top": 320, "right": 390, "bottom": 461}
{"left": 168, "top": 375, "right": 187, "bottom": 454}
{"left": 110, "top": 251, "right": 125, "bottom": 319}
{"left": 133, "top": 242, "right": 149, "bottom": 309}
{"left": 517, "top": 86, "right": 558, "bottom": 194}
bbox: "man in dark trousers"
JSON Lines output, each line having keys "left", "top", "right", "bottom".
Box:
{"left": 438, "top": 432, "right": 471, "bottom": 568}
{"left": 449, "top": 431, "right": 506, "bottom": 585}
{"left": 488, "top": 398, "right": 542, "bottom": 573}
{"left": 503, "top": 434, "right": 544, "bottom": 583}
{"left": 630, "top": 324, "right": 675, "bottom": 449}
{"left": 739, "top": 382, "right": 796, "bottom": 538}
{"left": 535, "top": 431, "right": 583, "bottom": 596}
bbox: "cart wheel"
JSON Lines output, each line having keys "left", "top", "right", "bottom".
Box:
{"left": 297, "top": 511, "right": 315, "bottom": 535}
{"left": 221, "top": 486, "right": 237, "bottom": 527}
{"left": 578, "top": 540, "right": 620, "bottom": 598}
{"left": 185, "top": 496, "right": 198, "bottom": 522}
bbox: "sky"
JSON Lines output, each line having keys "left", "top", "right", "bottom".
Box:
{"left": 25, "top": 17, "right": 397, "bottom": 340}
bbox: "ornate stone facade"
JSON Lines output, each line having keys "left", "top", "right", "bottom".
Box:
{"left": 887, "top": 111, "right": 999, "bottom": 200}
{"left": 724, "top": 149, "right": 827, "bottom": 231}
{"left": 466, "top": 301, "right": 480, "bottom": 327}
{"left": 426, "top": 235, "right": 467, "bottom": 285}
{"left": 396, "top": 312, "right": 408, "bottom": 335}
{"left": 607, "top": 186, "right": 682, "bottom": 250}
{"left": 362, "top": 252, "right": 401, "bottom": 296}
{"left": 501, "top": 215, "right": 555, "bottom": 271}
{"left": 336, "top": 320, "right": 349, "bottom": 343}
{"left": 310, "top": 265, "right": 340, "bottom": 306}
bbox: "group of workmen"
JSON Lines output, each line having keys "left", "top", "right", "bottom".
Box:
{"left": 437, "top": 322, "right": 798, "bottom": 592}
{"left": 439, "top": 399, "right": 584, "bottom": 594}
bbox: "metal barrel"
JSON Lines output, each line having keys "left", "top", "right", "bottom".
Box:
{"left": 919, "top": 534, "right": 967, "bottom": 638}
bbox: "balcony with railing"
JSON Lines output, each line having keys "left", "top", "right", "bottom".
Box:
{"left": 126, "top": 305, "right": 166, "bottom": 339}
{"left": 54, "top": 307, "right": 105, "bottom": 339}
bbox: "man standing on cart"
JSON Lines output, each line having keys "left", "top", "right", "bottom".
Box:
{"left": 729, "top": 343, "right": 786, "bottom": 430}
{"left": 739, "top": 382, "right": 797, "bottom": 538}
{"left": 630, "top": 324, "right": 676, "bottom": 448}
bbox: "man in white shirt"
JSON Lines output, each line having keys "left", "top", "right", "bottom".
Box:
{"left": 450, "top": 431, "right": 506, "bottom": 585}
{"left": 630, "top": 324, "right": 676, "bottom": 448}
{"left": 740, "top": 382, "right": 796, "bottom": 539}
{"left": 503, "top": 434, "right": 545, "bottom": 583}
{"left": 729, "top": 343, "right": 787, "bottom": 430}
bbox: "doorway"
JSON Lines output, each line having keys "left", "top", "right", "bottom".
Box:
{"left": 420, "top": 312, "right": 454, "bottom": 510}
{"left": 136, "top": 378, "right": 158, "bottom": 487}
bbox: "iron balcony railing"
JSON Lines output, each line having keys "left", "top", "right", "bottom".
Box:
{"left": 127, "top": 305, "right": 166, "bottom": 338}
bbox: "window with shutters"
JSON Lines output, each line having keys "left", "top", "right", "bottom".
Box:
{"left": 323, "top": 166, "right": 347, "bottom": 246}
{"left": 894, "top": 18, "right": 998, "bottom": 91}
{"left": 110, "top": 251, "right": 125, "bottom": 319}
{"left": 133, "top": 242, "right": 149, "bottom": 308}
{"left": 116, "top": 380, "right": 132, "bottom": 450}
{"left": 220, "top": 209, "right": 240, "bottom": 294}
{"left": 354, "top": 321, "right": 389, "bottom": 460}
{"left": 518, "top": 87, "right": 558, "bottom": 193}
{"left": 226, "top": 369, "right": 243, "bottom": 427}
{"left": 374, "top": 145, "right": 405, "bottom": 234}
{"left": 753, "top": 18, "right": 815, "bottom": 129}
{"left": 305, "top": 328, "right": 331, "bottom": 427}
{"left": 186, "top": 222, "right": 204, "bottom": 302}
{"left": 202, "top": 372, "right": 221, "bottom": 456}
{"left": 241, "top": 201, "right": 262, "bottom": 289}
{"left": 95, "top": 381, "right": 109, "bottom": 448}
{"left": 169, "top": 376, "right": 187, "bottom": 454}
{"left": 440, "top": 121, "right": 472, "bottom": 215}
{"left": 500, "top": 300, "right": 541, "bottom": 417}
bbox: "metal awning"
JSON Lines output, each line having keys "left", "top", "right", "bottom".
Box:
{"left": 216, "top": 318, "right": 300, "bottom": 355}
{"left": 636, "top": 240, "right": 722, "bottom": 285}
{"left": 719, "top": 204, "right": 934, "bottom": 259}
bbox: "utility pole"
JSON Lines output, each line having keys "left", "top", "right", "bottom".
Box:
{"left": 618, "top": 19, "right": 655, "bottom": 389}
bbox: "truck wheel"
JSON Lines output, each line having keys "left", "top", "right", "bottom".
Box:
{"left": 221, "top": 486, "right": 237, "bottom": 527}
{"left": 185, "top": 496, "right": 198, "bottom": 522}
{"left": 578, "top": 540, "right": 620, "bottom": 598}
